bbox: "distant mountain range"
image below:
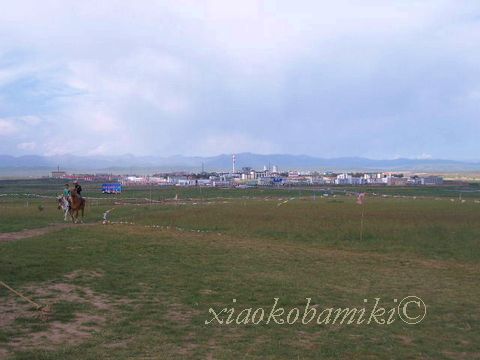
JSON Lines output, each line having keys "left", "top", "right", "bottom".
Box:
{"left": 1, "top": 153, "right": 480, "bottom": 173}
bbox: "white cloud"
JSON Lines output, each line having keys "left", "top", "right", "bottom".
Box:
{"left": 19, "top": 116, "right": 41, "bottom": 126}
{"left": 0, "top": 116, "right": 42, "bottom": 136}
{"left": 417, "top": 153, "right": 433, "bottom": 160}
{"left": 86, "top": 144, "right": 109, "bottom": 156}
{"left": 0, "top": 119, "right": 17, "bottom": 135}
{"left": 17, "top": 141, "right": 36, "bottom": 150}
{"left": 86, "top": 112, "right": 119, "bottom": 133}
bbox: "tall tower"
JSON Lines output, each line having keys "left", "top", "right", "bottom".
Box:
{"left": 232, "top": 154, "right": 236, "bottom": 174}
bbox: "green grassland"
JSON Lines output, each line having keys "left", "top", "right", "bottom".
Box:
{"left": 0, "top": 180, "right": 479, "bottom": 359}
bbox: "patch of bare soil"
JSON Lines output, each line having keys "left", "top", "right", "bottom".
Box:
{"left": 0, "top": 348, "right": 9, "bottom": 359}
{"left": 0, "top": 273, "right": 116, "bottom": 357}
{"left": 165, "top": 303, "right": 200, "bottom": 326}
{"left": 8, "top": 313, "right": 106, "bottom": 350}
{"left": 63, "top": 269, "right": 105, "bottom": 281}
{"left": 443, "top": 351, "right": 480, "bottom": 359}
{"left": 295, "top": 331, "right": 322, "bottom": 350}
{"left": 164, "top": 303, "right": 203, "bottom": 356}
{"left": 0, "top": 224, "right": 70, "bottom": 242}
{"left": 199, "top": 289, "right": 216, "bottom": 296}
{"left": 0, "top": 223, "right": 96, "bottom": 243}
{"left": 394, "top": 334, "right": 414, "bottom": 346}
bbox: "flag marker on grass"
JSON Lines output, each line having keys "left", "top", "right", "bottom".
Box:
{"left": 357, "top": 193, "right": 366, "bottom": 241}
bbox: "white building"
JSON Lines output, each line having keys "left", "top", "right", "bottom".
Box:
{"left": 421, "top": 176, "right": 443, "bottom": 185}
{"left": 335, "top": 173, "right": 353, "bottom": 185}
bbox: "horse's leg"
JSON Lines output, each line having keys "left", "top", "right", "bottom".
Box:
{"left": 80, "top": 205, "right": 84, "bottom": 223}
{"left": 64, "top": 208, "right": 68, "bottom": 221}
{"left": 70, "top": 209, "right": 75, "bottom": 223}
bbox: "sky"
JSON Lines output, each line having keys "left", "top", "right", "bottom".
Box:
{"left": 0, "top": 0, "right": 479, "bottom": 160}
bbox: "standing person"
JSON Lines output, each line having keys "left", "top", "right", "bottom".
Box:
{"left": 74, "top": 181, "right": 83, "bottom": 198}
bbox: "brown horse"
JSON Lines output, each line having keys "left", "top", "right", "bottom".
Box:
{"left": 69, "top": 189, "right": 85, "bottom": 223}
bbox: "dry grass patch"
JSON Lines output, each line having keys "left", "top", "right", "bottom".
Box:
{"left": 0, "top": 272, "right": 122, "bottom": 357}
{"left": 164, "top": 302, "right": 200, "bottom": 326}
{"left": 63, "top": 269, "right": 105, "bottom": 281}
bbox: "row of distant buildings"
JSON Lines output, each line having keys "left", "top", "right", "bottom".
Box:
{"left": 50, "top": 170, "right": 116, "bottom": 182}
{"left": 225, "top": 170, "right": 443, "bottom": 187}
{"left": 327, "top": 172, "right": 444, "bottom": 186}
{"left": 51, "top": 167, "right": 443, "bottom": 187}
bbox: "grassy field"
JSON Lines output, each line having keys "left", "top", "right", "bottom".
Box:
{"left": 1, "top": 180, "right": 479, "bottom": 359}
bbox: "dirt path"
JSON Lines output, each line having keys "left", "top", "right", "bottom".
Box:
{"left": 0, "top": 223, "right": 96, "bottom": 243}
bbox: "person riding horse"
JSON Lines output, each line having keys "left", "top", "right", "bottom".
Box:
{"left": 63, "top": 183, "right": 71, "bottom": 198}
{"left": 74, "top": 181, "right": 82, "bottom": 198}
{"left": 58, "top": 182, "right": 85, "bottom": 223}
{"left": 63, "top": 183, "right": 71, "bottom": 207}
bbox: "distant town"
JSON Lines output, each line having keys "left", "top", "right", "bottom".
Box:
{"left": 50, "top": 155, "right": 445, "bottom": 189}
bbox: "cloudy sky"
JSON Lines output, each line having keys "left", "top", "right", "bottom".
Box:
{"left": 0, "top": 1, "right": 479, "bottom": 159}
